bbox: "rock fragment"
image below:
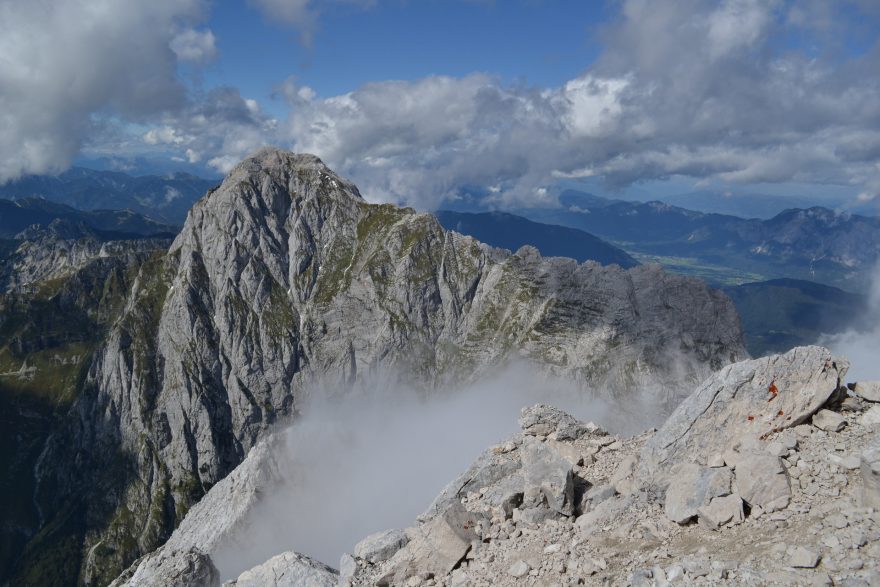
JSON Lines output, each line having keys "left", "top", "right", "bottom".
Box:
{"left": 664, "top": 463, "right": 732, "bottom": 523}
{"left": 853, "top": 381, "right": 880, "bottom": 403}
{"left": 698, "top": 494, "right": 745, "bottom": 529}
{"left": 354, "top": 529, "right": 409, "bottom": 564}
{"left": 735, "top": 453, "right": 791, "bottom": 513}
{"left": 861, "top": 405, "right": 880, "bottom": 427}
{"left": 225, "top": 551, "right": 337, "bottom": 587}
{"left": 520, "top": 438, "right": 575, "bottom": 516}
{"left": 508, "top": 560, "right": 530, "bottom": 578}
{"left": 788, "top": 546, "right": 820, "bottom": 568}
{"left": 813, "top": 409, "right": 846, "bottom": 432}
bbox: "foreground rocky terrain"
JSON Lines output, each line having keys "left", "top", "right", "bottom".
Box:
{"left": 111, "top": 345, "right": 880, "bottom": 586}
{"left": 7, "top": 148, "right": 746, "bottom": 585}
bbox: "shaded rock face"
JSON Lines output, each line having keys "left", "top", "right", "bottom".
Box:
{"left": 36, "top": 149, "right": 746, "bottom": 583}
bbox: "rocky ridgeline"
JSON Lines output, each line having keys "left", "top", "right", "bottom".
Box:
{"left": 1, "top": 218, "right": 170, "bottom": 292}
{"left": 30, "top": 148, "right": 746, "bottom": 584}
{"left": 111, "top": 345, "right": 880, "bottom": 586}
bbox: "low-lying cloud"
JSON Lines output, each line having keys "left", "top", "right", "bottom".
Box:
{"left": 209, "top": 364, "right": 668, "bottom": 579}
{"left": 820, "top": 264, "right": 880, "bottom": 382}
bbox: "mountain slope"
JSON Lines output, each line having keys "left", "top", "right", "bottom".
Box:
{"left": 0, "top": 168, "right": 217, "bottom": 225}
{"left": 434, "top": 210, "right": 638, "bottom": 268}
{"left": 0, "top": 231, "right": 170, "bottom": 582}
{"left": 15, "top": 149, "right": 746, "bottom": 585}
{"left": 723, "top": 278, "right": 867, "bottom": 357}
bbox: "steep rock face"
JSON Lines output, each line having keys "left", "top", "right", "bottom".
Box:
{"left": 35, "top": 149, "right": 746, "bottom": 584}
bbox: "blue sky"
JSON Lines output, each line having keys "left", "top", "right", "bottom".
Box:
{"left": 202, "top": 1, "right": 606, "bottom": 107}
{"left": 2, "top": 0, "right": 880, "bottom": 212}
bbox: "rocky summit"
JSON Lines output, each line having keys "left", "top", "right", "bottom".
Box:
{"left": 10, "top": 149, "right": 747, "bottom": 585}
{"left": 115, "top": 345, "right": 880, "bottom": 587}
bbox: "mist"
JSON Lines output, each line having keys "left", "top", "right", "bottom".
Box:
{"left": 210, "top": 364, "right": 669, "bottom": 579}
{"left": 819, "top": 264, "right": 880, "bottom": 382}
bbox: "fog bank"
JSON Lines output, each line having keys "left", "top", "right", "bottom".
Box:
{"left": 820, "top": 264, "right": 880, "bottom": 382}
{"left": 211, "top": 365, "right": 669, "bottom": 579}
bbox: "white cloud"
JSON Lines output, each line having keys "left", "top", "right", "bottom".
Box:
{"left": 0, "top": 0, "right": 210, "bottom": 182}
{"left": 260, "top": 0, "right": 880, "bottom": 209}
{"left": 170, "top": 28, "right": 217, "bottom": 63}
{"left": 4, "top": 0, "right": 879, "bottom": 212}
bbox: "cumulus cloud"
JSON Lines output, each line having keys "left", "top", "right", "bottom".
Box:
{"left": 0, "top": 0, "right": 212, "bottom": 182}
{"left": 170, "top": 27, "right": 217, "bottom": 63}
{"left": 267, "top": 0, "right": 880, "bottom": 209}
{"left": 4, "top": 0, "right": 880, "bottom": 211}
{"left": 143, "top": 87, "right": 280, "bottom": 174}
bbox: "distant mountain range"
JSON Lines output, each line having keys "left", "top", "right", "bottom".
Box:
{"left": 0, "top": 167, "right": 217, "bottom": 224}
{"left": 434, "top": 210, "right": 638, "bottom": 268}
{"left": 519, "top": 190, "right": 880, "bottom": 291}
{"left": 647, "top": 190, "right": 878, "bottom": 220}
{"left": 0, "top": 197, "right": 178, "bottom": 239}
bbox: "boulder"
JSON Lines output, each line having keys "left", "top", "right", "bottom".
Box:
{"left": 520, "top": 438, "right": 575, "bottom": 516}
{"left": 225, "top": 551, "right": 337, "bottom": 587}
{"left": 860, "top": 405, "right": 880, "bottom": 427}
{"left": 110, "top": 548, "right": 218, "bottom": 587}
{"left": 641, "top": 347, "right": 847, "bottom": 481}
{"left": 861, "top": 438, "right": 880, "bottom": 509}
{"left": 812, "top": 409, "right": 846, "bottom": 432}
{"left": 853, "top": 381, "right": 880, "bottom": 403}
{"left": 788, "top": 546, "right": 820, "bottom": 569}
{"left": 735, "top": 453, "right": 791, "bottom": 513}
{"left": 378, "top": 503, "right": 482, "bottom": 585}
{"left": 664, "top": 463, "right": 732, "bottom": 524}
{"left": 354, "top": 529, "right": 409, "bottom": 564}
{"left": 518, "top": 404, "right": 590, "bottom": 440}
{"left": 698, "top": 494, "right": 744, "bottom": 529}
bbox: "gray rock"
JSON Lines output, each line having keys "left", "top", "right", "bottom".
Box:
{"left": 109, "top": 548, "right": 218, "bottom": 587}
{"left": 860, "top": 406, "right": 880, "bottom": 427}
{"left": 735, "top": 453, "right": 791, "bottom": 513}
{"left": 379, "top": 502, "right": 482, "bottom": 585}
{"left": 861, "top": 438, "right": 880, "bottom": 509}
{"left": 766, "top": 441, "right": 788, "bottom": 457}
{"left": 813, "top": 409, "right": 846, "bottom": 432}
{"left": 698, "top": 494, "right": 745, "bottom": 529}
{"left": 519, "top": 404, "right": 587, "bottom": 440}
{"left": 226, "top": 551, "right": 337, "bottom": 587}
{"left": 641, "top": 346, "right": 847, "bottom": 481}
{"left": 577, "top": 483, "right": 616, "bottom": 516}
{"left": 520, "top": 437, "right": 575, "bottom": 516}
{"left": 664, "top": 463, "right": 732, "bottom": 523}
{"left": 508, "top": 560, "right": 530, "bottom": 578}
{"left": 853, "top": 381, "right": 880, "bottom": 402}
{"left": 707, "top": 454, "right": 726, "bottom": 468}
{"left": 789, "top": 546, "right": 820, "bottom": 568}
{"left": 354, "top": 529, "right": 409, "bottom": 564}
